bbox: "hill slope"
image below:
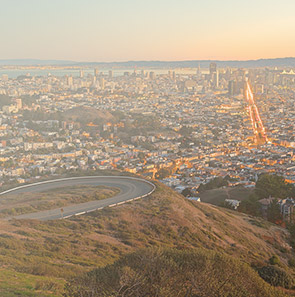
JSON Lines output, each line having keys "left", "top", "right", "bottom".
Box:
{"left": 0, "top": 181, "right": 293, "bottom": 296}
{"left": 63, "top": 106, "right": 114, "bottom": 123}
{"left": 65, "top": 248, "right": 286, "bottom": 297}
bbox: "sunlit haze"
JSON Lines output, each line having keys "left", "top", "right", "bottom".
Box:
{"left": 2, "top": 1, "right": 295, "bottom": 296}
{"left": 1, "top": 0, "right": 295, "bottom": 61}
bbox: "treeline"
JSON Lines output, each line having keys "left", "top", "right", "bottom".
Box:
{"left": 198, "top": 176, "right": 230, "bottom": 192}
{"left": 255, "top": 174, "right": 295, "bottom": 199}
{"left": 238, "top": 174, "right": 295, "bottom": 222}
{"left": 0, "top": 94, "right": 38, "bottom": 108}
{"left": 0, "top": 94, "right": 12, "bottom": 107}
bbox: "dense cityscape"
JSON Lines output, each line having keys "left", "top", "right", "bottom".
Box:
{"left": 3, "top": 0, "right": 295, "bottom": 295}
{"left": 0, "top": 64, "right": 295, "bottom": 194}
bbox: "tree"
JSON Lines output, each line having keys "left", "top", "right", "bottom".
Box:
{"left": 286, "top": 223, "right": 295, "bottom": 247}
{"left": 267, "top": 200, "right": 283, "bottom": 224}
{"left": 181, "top": 188, "right": 194, "bottom": 197}
{"left": 198, "top": 177, "right": 229, "bottom": 192}
{"left": 0, "top": 94, "right": 12, "bottom": 107}
{"left": 255, "top": 174, "right": 294, "bottom": 199}
{"left": 178, "top": 126, "right": 193, "bottom": 137}
{"left": 238, "top": 193, "right": 260, "bottom": 216}
{"left": 155, "top": 168, "right": 172, "bottom": 179}
{"left": 258, "top": 265, "right": 294, "bottom": 289}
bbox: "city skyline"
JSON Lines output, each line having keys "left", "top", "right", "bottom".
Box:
{"left": 1, "top": 1, "right": 295, "bottom": 296}
{"left": 1, "top": 0, "right": 295, "bottom": 62}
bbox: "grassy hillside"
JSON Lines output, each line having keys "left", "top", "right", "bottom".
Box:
{"left": 65, "top": 248, "right": 286, "bottom": 297}
{"left": 0, "top": 181, "right": 293, "bottom": 296}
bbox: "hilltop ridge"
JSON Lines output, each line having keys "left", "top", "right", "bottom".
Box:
{"left": 0, "top": 181, "right": 293, "bottom": 296}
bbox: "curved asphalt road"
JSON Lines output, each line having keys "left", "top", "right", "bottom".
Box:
{"left": 0, "top": 176, "right": 155, "bottom": 221}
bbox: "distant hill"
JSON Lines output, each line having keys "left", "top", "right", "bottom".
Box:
{"left": 80, "top": 57, "right": 295, "bottom": 68}
{"left": 63, "top": 106, "right": 115, "bottom": 123}
{"left": 0, "top": 59, "right": 76, "bottom": 66}
{"left": 1, "top": 57, "right": 295, "bottom": 68}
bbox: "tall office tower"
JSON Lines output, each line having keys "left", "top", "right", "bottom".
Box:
{"left": 213, "top": 71, "right": 219, "bottom": 88}
{"left": 15, "top": 98, "right": 22, "bottom": 109}
{"left": 100, "top": 77, "right": 105, "bottom": 89}
{"left": 141, "top": 70, "right": 145, "bottom": 77}
{"left": 225, "top": 68, "right": 231, "bottom": 80}
{"left": 94, "top": 68, "right": 99, "bottom": 77}
{"left": 67, "top": 75, "right": 73, "bottom": 87}
{"left": 255, "top": 84, "right": 264, "bottom": 94}
{"left": 172, "top": 71, "right": 176, "bottom": 81}
{"left": 228, "top": 80, "right": 237, "bottom": 96}
{"left": 149, "top": 71, "right": 155, "bottom": 80}
{"left": 265, "top": 71, "right": 274, "bottom": 85}
{"left": 80, "top": 70, "right": 84, "bottom": 78}
{"left": 197, "top": 63, "right": 201, "bottom": 75}
{"left": 248, "top": 69, "right": 255, "bottom": 84}
{"left": 109, "top": 70, "right": 113, "bottom": 78}
{"left": 209, "top": 62, "right": 217, "bottom": 75}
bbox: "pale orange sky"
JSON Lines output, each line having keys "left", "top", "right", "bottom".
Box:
{"left": 0, "top": 0, "right": 295, "bottom": 61}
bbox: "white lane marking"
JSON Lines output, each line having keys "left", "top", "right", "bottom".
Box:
{"left": 75, "top": 211, "right": 86, "bottom": 216}
{"left": 3, "top": 176, "right": 156, "bottom": 220}
{"left": 0, "top": 175, "right": 155, "bottom": 196}
{"left": 117, "top": 201, "right": 125, "bottom": 205}
{"left": 63, "top": 215, "right": 73, "bottom": 219}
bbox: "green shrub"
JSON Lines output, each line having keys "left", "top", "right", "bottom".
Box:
{"left": 269, "top": 255, "right": 280, "bottom": 265}
{"left": 288, "top": 258, "right": 295, "bottom": 268}
{"left": 65, "top": 248, "right": 285, "bottom": 297}
{"left": 258, "top": 265, "right": 293, "bottom": 289}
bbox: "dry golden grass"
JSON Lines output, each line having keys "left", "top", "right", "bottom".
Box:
{"left": 0, "top": 180, "right": 293, "bottom": 296}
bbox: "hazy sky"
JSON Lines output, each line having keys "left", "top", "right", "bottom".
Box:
{"left": 0, "top": 0, "right": 295, "bottom": 61}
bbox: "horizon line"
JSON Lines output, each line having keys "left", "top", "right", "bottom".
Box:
{"left": 0, "top": 57, "right": 295, "bottom": 64}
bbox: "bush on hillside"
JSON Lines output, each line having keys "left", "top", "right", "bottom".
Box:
{"left": 258, "top": 265, "right": 293, "bottom": 289}
{"left": 288, "top": 258, "right": 295, "bottom": 268}
{"left": 64, "top": 248, "right": 284, "bottom": 297}
{"left": 269, "top": 255, "right": 280, "bottom": 265}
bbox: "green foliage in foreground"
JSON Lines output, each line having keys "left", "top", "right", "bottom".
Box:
{"left": 0, "top": 268, "right": 64, "bottom": 297}
{"left": 64, "top": 248, "right": 286, "bottom": 297}
{"left": 258, "top": 265, "right": 294, "bottom": 289}
{"left": 270, "top": 255, "right": 281, "bottom": 265}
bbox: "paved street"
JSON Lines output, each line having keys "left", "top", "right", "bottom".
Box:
{"left": 0, "top": 176, "right": 155, "bottom": 221}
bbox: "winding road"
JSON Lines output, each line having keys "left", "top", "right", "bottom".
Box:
{"left": 0, "top": 176, "right": 155, "bottom": 221}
